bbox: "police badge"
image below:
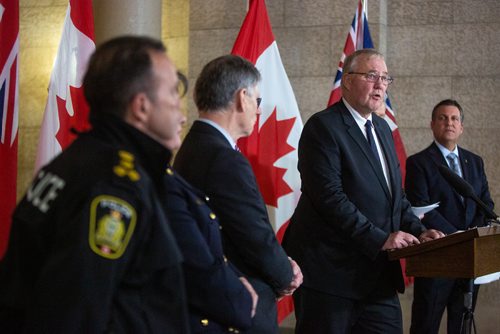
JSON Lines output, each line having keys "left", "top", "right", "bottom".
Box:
{"left": 89, "top": 195, "right": 137, "bottom": 259}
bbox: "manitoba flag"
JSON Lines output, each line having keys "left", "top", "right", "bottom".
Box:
{"left": 328, "top": 0, "right": 412, "bottom": 284}
{"left": 0, "top": 0, "right": 19, "bottom": 258}
{"left": 231, "top": 0, "right": 303, "bottom": 322}
{"left": 35, "top": 0, "right": 95, "bottom": 171}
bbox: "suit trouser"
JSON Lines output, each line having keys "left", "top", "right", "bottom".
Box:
{"left": 410, "top": 277, "right": 480, "bottom": 334}
{"left": 293, "top": 286, "right": 402, "bottom": 334}
{"left": 246, "top": 283, "right": 279, "bottom": 334}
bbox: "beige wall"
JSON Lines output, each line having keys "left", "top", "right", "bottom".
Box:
{"left": 18, "top": 0, "right": 67, "bottom": 199}
{"left": 16, "top": 0, "right": 500, "bottom": 331}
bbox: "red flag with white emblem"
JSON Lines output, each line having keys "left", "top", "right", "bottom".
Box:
{"left": 35, "top": 0, "right": 95, "bottom": 171}
{"left": 231, "top": 0, "right": 303, "bottom": 323}
{"left": 0, "top": 0, "right": 19, "bottom": 258}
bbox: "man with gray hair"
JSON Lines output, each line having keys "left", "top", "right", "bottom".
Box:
{"left": 282, "top": 49, "right": 444, "bottom": 333}
{"left": 174, "top": 55, "right": 303, "bottom": 334}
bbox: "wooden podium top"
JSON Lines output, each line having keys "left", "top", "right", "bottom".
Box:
{"left": 388, "top": 225, "right": 500, "bottom": 278}
{"left": 388, "top": 225, "right": 500, "bottom": 261}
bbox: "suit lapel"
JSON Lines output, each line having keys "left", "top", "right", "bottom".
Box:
{"left": 458, "top": 147, "right": 470, "bottom": 182}
{"left": 372, "top": 116, "right": 398, "bottom": 198}
{"left": 341, "top": 107, "right": 391, "bottom": 200}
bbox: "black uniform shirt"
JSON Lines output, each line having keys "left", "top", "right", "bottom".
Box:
{"left": 0, "top": 114, "right": 190, "bottom": 334}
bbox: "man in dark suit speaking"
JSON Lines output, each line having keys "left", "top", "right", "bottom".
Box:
{"left": 406, "top": 99, "right": 494, "bottom": 334}
{"left": 282, "top": 49, "right": 444, "bottom": 334}
{"left": 174, "top": 55, "right": 302, "bottom": 334}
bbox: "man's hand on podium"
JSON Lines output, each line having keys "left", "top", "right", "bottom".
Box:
{"left": 383, "top": 229, "right": 446, "bottom": 251}
{"left": 419, "top": 229, "right": 445, "bottom": 243}
{"left": 382, "top": 231, "right": 420, "bottom": 250}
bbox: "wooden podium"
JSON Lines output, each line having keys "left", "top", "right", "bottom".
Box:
{"left": 388, "top": 225, "right": 500, "bottom": 278}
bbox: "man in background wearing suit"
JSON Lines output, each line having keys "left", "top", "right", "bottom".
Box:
{"left": 406, "top": 99, "right": 494, "bottom": 334}
{"left": 174, "top": 55, "right": 303, "bottom": 334}
{"left": 282, "top": 49, "right": 444, "bottom": 334}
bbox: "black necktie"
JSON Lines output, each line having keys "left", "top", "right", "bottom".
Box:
{"left": 365, "top": 120, "right": 380, "bottom": 164}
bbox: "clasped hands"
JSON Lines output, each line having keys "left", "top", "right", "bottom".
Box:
{"left": 278, "top": 257, "right": 303, "bottom": 298}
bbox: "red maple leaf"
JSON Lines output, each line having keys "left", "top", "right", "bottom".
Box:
{"left": 238, "top": 107, "right": 296, "bottom": 207}
{"left": 55, "top": 85, "right": 91, "bottom": 150}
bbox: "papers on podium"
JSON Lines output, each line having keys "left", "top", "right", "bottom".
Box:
{"left": 474, "top": 272, "right": 500, "bottom": 284}
{"left": 412, "top": 202, "right": 440, "bottom": 218}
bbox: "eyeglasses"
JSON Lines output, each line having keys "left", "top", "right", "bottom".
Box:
{"left": 256, "top": 97, "right": 262, "bottom": 108}
{"left": 348, "top": 72, "right": 394, "bottom": 85}
{"left": 176, "top": 71, "right": 188, "bottom": 97}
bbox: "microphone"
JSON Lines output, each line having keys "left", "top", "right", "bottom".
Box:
{"left": 438, "top": 165, "right": 498, "bottom": 220}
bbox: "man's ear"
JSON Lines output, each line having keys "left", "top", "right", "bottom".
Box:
{"left": 128, "top": 92, "right": 151, "bottom": 123}
{"left": 235, "top": 88, "right": 246, "bottom": 113}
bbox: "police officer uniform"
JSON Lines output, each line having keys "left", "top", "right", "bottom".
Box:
{"left": 0, "top": 114, "right": 190, "bottom": 333}
{"left": 163, "top": 167, "right": 252, "bottom": 333}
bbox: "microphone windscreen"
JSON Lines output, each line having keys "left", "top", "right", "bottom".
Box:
{"left": 438, "top": 165, "right": 475, "bottom": 197}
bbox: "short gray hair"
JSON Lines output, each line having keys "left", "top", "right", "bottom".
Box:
{"left": 342, "top": 48, "right": 385, "bottom": 76}
{"left": 194, "top": 55, "right": 261, "bottom": 112}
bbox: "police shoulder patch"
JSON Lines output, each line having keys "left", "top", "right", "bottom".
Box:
{"left": 89, "top": 195, "right": 137, "bottom": 259}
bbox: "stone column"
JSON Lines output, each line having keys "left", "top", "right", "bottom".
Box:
{"left": 93, "top": 0, "right": 162, "bottom": 45}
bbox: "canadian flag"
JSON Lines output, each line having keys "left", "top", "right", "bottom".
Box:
{"left": 35, "top": 0, "right": 95, "bottom": 171}
{"left": 231, "top": 0, "right": 303, "bottom": 323}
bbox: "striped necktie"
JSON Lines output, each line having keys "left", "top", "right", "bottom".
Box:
{"left": 447, "top": 153, "right": 462, "bottom": 178}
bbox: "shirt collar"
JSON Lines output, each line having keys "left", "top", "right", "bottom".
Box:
{"left": 434, "top": 140, "right": 459, "bottom": 158}
{"left": 343, "top": 98, "right": 373, "bottom": 129}
{"left": 197, "top": 118, "right": 237, "bottom": 149}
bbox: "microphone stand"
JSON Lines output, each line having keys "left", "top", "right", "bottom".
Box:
{"left": 460, "top": 279, "right": 477, "bottom": 334}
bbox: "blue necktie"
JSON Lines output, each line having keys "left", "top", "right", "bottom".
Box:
{"left": 365, "top": 120, "right": 380, "bottom": 164}
{"left": 447, "top": 153, "right": 462, "bottom": 177}
{"left": 447, "top": 152, "right": 464, "bottom": 201}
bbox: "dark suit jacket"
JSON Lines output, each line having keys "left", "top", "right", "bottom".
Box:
{"left": 405, "top": 142, "right": 494, "bottom": 234}
{"left": 163, "top": 167, "right": 253, "bottom": 333}
{"left": 282, "top": 101, "right": 425, "bottom": 300}
{"left": 174, "top": 121, "right": 293, "bottom": 334}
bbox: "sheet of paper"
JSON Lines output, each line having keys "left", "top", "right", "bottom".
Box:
{"left": 412, "top": 202, "right": 439, "bottom": 217}
{"left": 475, "top": 272, "right": 500, "bottom": 284}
